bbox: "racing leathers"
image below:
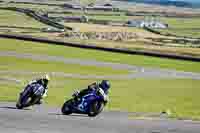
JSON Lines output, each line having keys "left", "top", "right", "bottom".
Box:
{"left": 23, "top": 79, "right": 48, "bottom": 104}
{"left": 73, "top": 82, "right": 109, "bottom": 103}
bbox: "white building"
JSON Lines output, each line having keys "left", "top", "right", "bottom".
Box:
{"left": 127, "top": 20, "right": 168, "bottom": 29}
{"left": 141, "top": 21, "right": 168, "bottom": 29}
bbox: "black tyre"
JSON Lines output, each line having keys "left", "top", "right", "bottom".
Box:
{"left": 16, "top": 94, "right": 25, "bottom": 109}
{"left": 16, "top": 94, "right": 32, "bottom": 109}
{"left": 16, "top": 87, "right": 32, "bottom": 109}
{"left": 88, "top": 101, "right": 104, "bottom": 117}
{"left": 61, "top": 99, "right": 73, "bottom": 115}
{"left": 16, "top": 102, "right": 23, "bottom": 109}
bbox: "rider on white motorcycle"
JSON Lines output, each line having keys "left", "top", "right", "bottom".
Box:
{"left": 23, "top": 74, "right": 50, "bottom": 104}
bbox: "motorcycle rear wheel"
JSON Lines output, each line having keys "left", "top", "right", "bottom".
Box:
{"left": 16, "top": 102, "right": 23, "bottom": 109}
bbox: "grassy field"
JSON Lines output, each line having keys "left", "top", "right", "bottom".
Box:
{"left": 63, "top": 22, "right": 157, "bottom": 35}
{"left": 0, "top": 27, "right": 42, "bottom": 34}
{"left": 158, "top": 17, "right": 200, "bottom": 38}
{"left": 89, "top": 15, "right": 129, "bottom": 22}
{"left": 66, "top": 10, "right": 124, "bottom": 16}
{"left": 0, "top": 5, "right": 200, "bottom": 119}
{"left": 64, "top": 38, "right": 200, "bottom": 57}
{"left": 1, "top": 38, "right": 200, "bottom": 72}
{"left": 0, "top": 56, "right": 128, "bottom": 75}
{"left": 0, "top": 38, "right": 200, "bottom": 119}
{"left": 15, "top": 30, "right": 200, "bottom": 57}
{"left": 1, "top": 3, "right": 60, "bottom": 11}
{"left": 1, "top": 76, "right": 200, "bottom": 120}
{"left": 157, "top": 28, "right": 200, "bottom": 38}
{"left": 161, "top": 17, "right": 200, "bottom": 29}
{"left": 50, "top": 13, "right": 128, "bottom": 22}
{"left": 0, "top": 9, "right": 48, "bottom": 28}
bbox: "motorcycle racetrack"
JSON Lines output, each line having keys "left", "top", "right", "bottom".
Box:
{"left": 1, "top": 51, "right": 200, "bottom": 80}
{"left": 0, "top": 38, "right": 200, "bottom": 132}
{"left": 1, "top": 51, "right": 200, "bottom": 133}
{"left": 0, "top": 102, "right": 200, "bottom": 133}
{"left": 1, "top": 0, "right": 200, "bottom": 131}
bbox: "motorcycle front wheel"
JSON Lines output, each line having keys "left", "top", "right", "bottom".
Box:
{"left": 61, "top": 99, "right": 73, "bottom": 115}
{"left": 88, "top": 101, "right": 104, "bottom": 117}
{"left": 16, "top": 92, "right": 31, "bottom": 109}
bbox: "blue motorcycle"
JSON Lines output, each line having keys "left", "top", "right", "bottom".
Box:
{"left": 16, "top": 83, "right": 45, "bottom": 109}
{"left": 61, "top": 89, "right": 107, "bottom": 117}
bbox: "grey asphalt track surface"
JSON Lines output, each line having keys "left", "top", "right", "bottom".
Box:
{"left": 1, "top": 51, "right": 200, "bottom": 132}
{"left": 0, "top": 102, "right": 200, "bottom": 133}
{"left": 1, "top": 51, "right": 200, "bottom": 80}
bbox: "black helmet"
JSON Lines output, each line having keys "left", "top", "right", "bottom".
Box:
{"left": 100, "top": 80, "right": 110, "bottom": 94}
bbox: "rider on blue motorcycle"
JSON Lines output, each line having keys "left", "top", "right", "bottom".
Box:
{"left": 23, "top": 74, "right": 50, "bottom": 104}
{"left": 73, "top": 80, "right": 110, "bottom": 104}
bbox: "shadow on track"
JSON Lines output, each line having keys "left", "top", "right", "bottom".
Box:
{"left": 0, "top": 106, "right": 31, "bottom": 110}
{"left": 48, "top": 112, "right": 89, "bottom": 117}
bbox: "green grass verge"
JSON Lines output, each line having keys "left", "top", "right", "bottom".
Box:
{"left": 0, "top": 38, "right": 200, "bottom": 72}
{"left": 52, "top": 10, "right": 124, "bottom": 16}
{"left": 0, "top": 56, "right": 128, "bottom": 75}
{"left": 63, "top": 38, "right": 200, "bottom": 57}
{"left": 0, "top": 77, "right": 200, "bottom": 120}
{"left": 161, "top": 17, "right": 200, "bottom": 29}
{"left": 89, "top": 15, "right": 129, "bottom": 22}
{"left": 159, "top": 17, "right": 200, "bottom": 38}
{"left": 4, "top": 3, "right": 60, "bottom": 11}
{"left": 49, "top": 12, "right": 127, "bottom": 22}
{"left": 0, "top": 38, "right": 200, "bottom": 119}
